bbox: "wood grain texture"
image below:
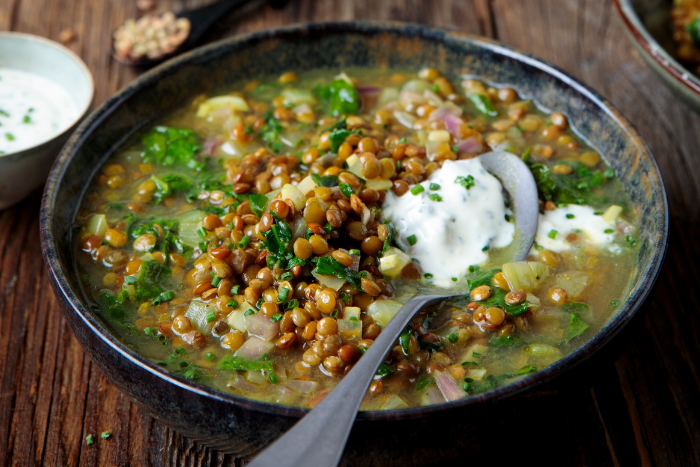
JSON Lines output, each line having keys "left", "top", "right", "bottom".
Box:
{"left": 1, "top": 0, "right": 699, "bottom": 465}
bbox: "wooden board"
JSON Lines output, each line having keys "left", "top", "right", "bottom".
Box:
{"left": 1, "top": 0, "right": 699, "bottom": 465}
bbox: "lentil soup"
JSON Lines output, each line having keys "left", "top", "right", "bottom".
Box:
{"left": 75, "top": 68, "right": 638, "bottom": 410}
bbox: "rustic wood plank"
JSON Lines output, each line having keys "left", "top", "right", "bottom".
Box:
{"left": 1, "top": 0, "right": 700, "bottom": 465}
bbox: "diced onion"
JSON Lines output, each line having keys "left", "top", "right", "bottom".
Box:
{"left": 379, "top": 247, "right": 411, "bottom": 278}
{"left": 602, "top": 205, "right": 623, "bottom": 223}
{"left": 428, "top": 130, "right": 451, "bottom": 143}
{"left": 281, "top": 89, "right": 316, "bottom": 106}
{"left": 393, "top": 110, "right": 417, "bottom": 129}
{"left": 280, "top": 184, "right": 306, "bottom": 211}
{"left": 502, "top": 261, "right": 549, "bottom": 292}
{"left": 196, "top": 95, "right": 249, "bottom": 117}
{"left": 401, "top": 79, "right": 432, "bottom": 94}
{"left": 295, "top": 175, "right": 317, "bottom": 196}
{"left": 380, "top": 395, "right": 410, "bottom": 410}
{"left": 367, "top": 300, "right": 403, "bottom": 327}
{"left": 554, "top": 271, "right": 589, "bottom": 298}
{"left": 366, "top": 178, "right": 393, "bottom": 191}
{"left": 311, "top": 271, "right": 346, "bottom": 290}
{"left": 86, "top": 214, "right": 108, "bottom": 237}
{"left": 185, "top": 300, "right": 215, "bottom": 335}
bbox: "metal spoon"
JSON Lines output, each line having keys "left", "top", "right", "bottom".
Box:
{"left": 248, "top": 150, "right": 540, "bottom": 467}
{"left": 112, "top": 0, "right": 284, "bottom": 67}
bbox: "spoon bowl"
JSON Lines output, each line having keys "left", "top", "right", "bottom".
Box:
{"left": 248, "top": 151, "right": 540, "bottom": 467}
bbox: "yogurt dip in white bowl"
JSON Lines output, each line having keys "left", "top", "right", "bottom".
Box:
{"left": 0, "top": 32, "right": 93, "bottom": 210}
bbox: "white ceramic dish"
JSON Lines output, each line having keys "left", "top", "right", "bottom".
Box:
{"left": 0, "top": 32, "right": 93, "bottom": 210}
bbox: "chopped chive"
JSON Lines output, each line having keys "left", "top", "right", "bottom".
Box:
{"left": 472, "top": 352, "right": 481, "bottom": 358}
{"left": 428, "top": 193, "right": 442, "bottom": 202}
{"left": 330, "top": 309, "right": 339, "bottom": 318}
{"left": 269, "top": 372, "right": 278, "bottom": 384}
{"left": 604, "top": 228, "right": 614, "bottom": 234}
{"left": 205, "top": 310, "right": 216, "bottom": 323}
{"left": 429, "top": 183, "right": 441, "bottom": 191}
{"left": 410, "top": 185, "right": 425, "bottom": 195}
{"left": 196, "top": 227, "right": 207, "bottom": 238}
{"left": 211, "top": 276, "right": 222, "bottom": 287}
{"left": 238, "top": 235, "right": 251, "bottom": 248}
{"left": 244, "top": 308, "right": 255, "bottom": 317}
{"left": 5, "top": 133, "right": 14, "bottom": 141}
{"left": 566, "top": 213, "right": 575, "bottom": 219}
{"left": 198, "top": 241, "right": 209, "bottom": 251}
{"left": 610, "top": 299, "right": 620, "bottom": 308}
{"left": 593, "top": 211, "right": 603, "bottom": 216}
{"left": 23, "top": 115, "right": 31, "bottom": 123}
{"left": 451, "top": 277, "right": 458, "bottom": 282}
{"left": 548, "top": 230, "right": 558, "bottom": 239}
{"left": 455, "top": 175, "right": 475, "bottom": 190}
{"left": 398, "top": 137, "right": 407, "bottom": 144}
{"left": 451, "top": 145, "right": 460, "bottom": 154}
{"left": 447, "top": 333, "right": 458, "bottom": 343}
{"left": 0, "top": 109, "right": 8, "bottom": 117}
{"left": 205, "top": 352, "right": 216, "bottom": 361}
{"left": 349, "top": 249, "right": 361, "bottom": 256}
{"left": 340, "top": 292, "right": 350, "bottom": 303}
{"left": 86, "top": 434, "right": 95, "bottom": 445}
{"left": 227, "top": 299, "right": 239, "bottom": 308}
{"left": 277, "top": 287, "right": 290, "bottom": 302}
{"left": 271, "top": 313, "right": 283, "bottom": 322}
{"left": 349, "top": 316, "right": 358, "bottom": 321}
{"left": 231, "top": 285, "right": 241, "bottom": 295}
{"left": 255, "top": 298, "right": 263, "bottom": 309}
{"left": 535, "top": 245, "right": 544, "bottom": 251}
{"left": 433, "top": 84, "right": 440, "bottom": 93}
{"left": 424, "top": 273, "right": 433, "bottom": 279}
{"left": 101, "top": 431, "right": 111, "bottom": 439}
{"left": 407, "top": 234, "right": 418, "bottom": 246}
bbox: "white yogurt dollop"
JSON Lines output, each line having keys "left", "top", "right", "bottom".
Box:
{"left": 0, "top": 69, "right": 78, "bottom": 155}
{"left": 382, "top": 159, "right": 514, "bottom": 287}
{"left": 534, "top": 204, "right": 617, "bottom": 253}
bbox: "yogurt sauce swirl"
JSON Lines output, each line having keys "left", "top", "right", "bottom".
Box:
{"left": 0, "top": 68, "right": 78, "bottom": 155}
{"left": 382, "top": 158, "right": 515, "bottom": 287}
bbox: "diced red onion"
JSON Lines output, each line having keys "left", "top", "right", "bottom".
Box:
{"left": 456, "top": 137, "right": 483, "bottom": 155}
{"left": 286, "top": 379, "right": 319, "bottom": 394}
{"left": 244, "top": 314, "right": 280, "bottom": 342}
{"left": 234, "top": 337, "right": 275, "bottom": 360}
{"left": 357, "top": 86, "right": 381, "bottom": 96}
{"left": 202, "top": 137, "right": 222, "bottom": 156}
{"left": 434, "top": 371, "right": 465, "bottom": 402}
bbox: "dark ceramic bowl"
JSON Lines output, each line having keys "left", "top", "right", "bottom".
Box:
{"left": 614, "top": 0, "right": 700, "bottom": 111}
{"left": 40, "top": 22, "right": 668, "bottom": 460}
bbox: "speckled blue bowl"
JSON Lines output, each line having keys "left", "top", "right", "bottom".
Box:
{"left": 40, "top": 21, "right": 667, "bottom": 462}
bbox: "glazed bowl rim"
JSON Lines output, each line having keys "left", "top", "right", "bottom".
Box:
{"left": 0, "top": 31, "right": 95, "bottom": 158}
{"left": 613, "top": 0, "right": 700, "bottom": 97}
{"left": 40, "top": 20, "right": 668, "bottom": 422}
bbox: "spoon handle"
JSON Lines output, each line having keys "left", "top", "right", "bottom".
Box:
{"left": 182, "top": 0, "right": 256, "bottom": 46}
{"left": 248, "top": 293, "right": 453, "bottom": 467}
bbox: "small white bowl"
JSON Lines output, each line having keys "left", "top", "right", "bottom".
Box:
{"left": 0, "top": 32, "right": 94, "bottom": 210}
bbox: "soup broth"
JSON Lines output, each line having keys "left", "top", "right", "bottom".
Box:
{"left": 75, "top": 68, "right": 637, "bottom": 410}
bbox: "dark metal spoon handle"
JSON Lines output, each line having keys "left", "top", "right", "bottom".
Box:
{"left": 248, "top": 293, "right": 454, "bottom": 467}
{"left": 181, "top": 0, "right": 256, "bottom": 47}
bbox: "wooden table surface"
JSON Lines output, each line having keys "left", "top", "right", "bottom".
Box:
{"left": 1, "top": 0, "right": 699, "bottom": 465}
